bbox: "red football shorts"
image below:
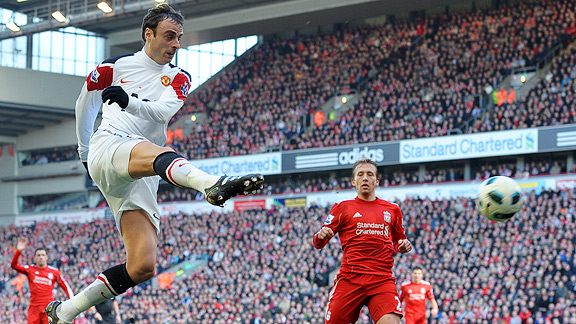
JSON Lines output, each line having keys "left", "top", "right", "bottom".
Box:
{"left": 28, "top": 304, "right": 49, "bottom": 324}
{"left": 323, "top": 273, "right": 403, "bottom": 324}
{"left": 405, "top": 312, "right": 427, "bottom": 324}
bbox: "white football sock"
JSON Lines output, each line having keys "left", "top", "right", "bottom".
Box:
{"left": 186, "top": 166, "right": 220, "bottom": 191}
{"left": 165, "top": 158, "right": 219, "bottom": 190}
{"left": 57, "top": 274, "right": 117, "bottom": 322}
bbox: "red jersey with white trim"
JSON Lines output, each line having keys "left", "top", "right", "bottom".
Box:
{"left": 313, "top": 197, "right": 407, "bottom": 276}
{"left": 400, "top": 280, "right": 436, "bottom": 316}
{"left": 11, "top": 250, "right": 73, "bottom": 306}
{"left": 76, "top": 49, "right": 191, "bottom": 162}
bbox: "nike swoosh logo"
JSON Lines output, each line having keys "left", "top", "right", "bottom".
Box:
{"left": 120, "top": 79, "right": 132, "bottom": 83}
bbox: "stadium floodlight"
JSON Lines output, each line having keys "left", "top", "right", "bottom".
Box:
{"left": 97, "top": 2, "right": 113, "bottom": 13}
{"left": 52, "top": 11, "right": 67, "bottom": 23}
{"left": 6, "top": 21, "right": 20, "bottom": 32}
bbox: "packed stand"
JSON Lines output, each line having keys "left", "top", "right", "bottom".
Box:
{"left": 2, "top": 187, "right": 576, "bottom": 323}
{"left": 325, "top": 0, "right": 576, "bottom": 145}
{"left": 169, "top": 20, "right": 422, "bottom": 159}
{"left": 487, "top": 44, "right": 576, "bottom": 131}
{"left": 167, "top": 0, "right": 576, "bottom": 160}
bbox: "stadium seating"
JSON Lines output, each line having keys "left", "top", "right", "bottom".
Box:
{"left": 5, "top": 1, "right": 576, "bottom": 323}
{"left": 2, "top": 188, "right": 575, "bottom": 323}
{"left": 168, "top": 0, "right": 576, "bottom": 159}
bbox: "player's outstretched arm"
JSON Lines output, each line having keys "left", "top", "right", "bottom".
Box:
{"left": 10, "top": 237, "right": 28, "bottom": 272}
{"left": 313, "top": 227, "right": 334, "bottom": 249}
{"left": 102, "top": 73, "right": 189, "bottom": 124}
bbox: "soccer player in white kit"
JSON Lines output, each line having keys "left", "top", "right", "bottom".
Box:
{"left": 45, "top": 4, "right": 263, "bottom": 323}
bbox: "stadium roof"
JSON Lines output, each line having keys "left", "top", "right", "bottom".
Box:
{"left": 0, "top": 0, "right": 287, "bottom": 41}
{"left": 0, "top": 102, "right": 74, "bottom": 137}
{"left": 0, "top": 0, "right": 471, "bottom": 47}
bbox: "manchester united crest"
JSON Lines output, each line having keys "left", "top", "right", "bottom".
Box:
{"left": 161, "top": 75, "right": 171, "bottom": 86}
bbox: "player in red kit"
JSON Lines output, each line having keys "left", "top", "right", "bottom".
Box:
{"left": 313, "top": 158, "right": 413, "bottom": 324}
{"left": 11, "top": 237, "right": 74, "bottom": 324}
{"left": 400, "top": 267, "right": 439, "bottom": 324}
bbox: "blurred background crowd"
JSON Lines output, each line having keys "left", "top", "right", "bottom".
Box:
{"left": 4, "top": 0, "right": 576, "bottom": 323}
{"left": 1, "top": 188, "right": 575, "bottom": 323}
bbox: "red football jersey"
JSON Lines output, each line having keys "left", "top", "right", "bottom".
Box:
{"left": 313, "top": 197, "right": 407, "bottom": 276}
{"left": 400, "top": 280, "right": 436, "bottom": 316}
{"left": 11, "top": 250, "right": 73, "bottom": 306}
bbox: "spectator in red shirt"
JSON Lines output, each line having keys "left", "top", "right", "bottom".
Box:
{"left": 10, "top": 237, "right": 73, "bottom": 324}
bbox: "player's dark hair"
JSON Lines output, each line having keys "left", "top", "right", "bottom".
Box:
{"left": 352, "top": 158, "right": 378, "bottom": 178}
{"left": 141, "top": 4, "right": 184, "bottom": 44}
{"left": 412, "top": 266, "right": 424, "bottom": 272}
{"left": 34, "top": 247, "right": 47, "bottom": 255}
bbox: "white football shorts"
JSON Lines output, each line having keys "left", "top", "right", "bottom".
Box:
{"left": 88, "top": 129, "right": 161, "bottom": 234}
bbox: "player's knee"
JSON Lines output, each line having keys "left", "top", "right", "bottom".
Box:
{"left": 134, "top": 266, "right": 155, "bottom": 283}
{"left": 127, "top": 260, "right": 156, "bottom": 283}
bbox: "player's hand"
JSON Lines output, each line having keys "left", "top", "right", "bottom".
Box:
{"left": 102, "top": 86, "right": 129, "bottom": 109}
{"left": 82, "top": 162, "right": 92, "bottom": 180}
{"left": 94, "top": 313, "right": 103, "bottom": 321}
{"left": 431, "top": 307, "right": 439, "bottom": 317}
{"left": 397, "top": 239, "right": 412, "bottom": 253}
{"left": 116, "top": 314, "right": 122, "bottom": 323}
{"left": 316, "top": 227, "right": 334, "bottom": 240}
{"left": 16, "top": 237, "right": 27, "bottom": 251}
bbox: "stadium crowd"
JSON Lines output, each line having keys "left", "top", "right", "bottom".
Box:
{"left": 488, "top": 44, "right": 576, "bottom": 131}
{"left": 2, "top": 187, "right": 576, "bottom": 323}
{"left": 13, "top": 0, "right": 576, "bottom": 213}
{"left": 4, "top": 0, "right": 576, "bottom": 322}
{"left": 165, "top": 0, "right": 576, "bottom": 160}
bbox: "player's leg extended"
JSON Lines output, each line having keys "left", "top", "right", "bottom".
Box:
{"left": 45, "top": 210, "right": 154, "bottom": 324}
{"left": 131, "top": 141, "right": 264, "bottom": 206}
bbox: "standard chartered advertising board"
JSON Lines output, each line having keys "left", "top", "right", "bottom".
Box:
{"left": 399, "top": 129, "right": 538, "bottom": 163}
{"left": 189, "top": 126, "right": 573, "bottom": 175}
{"left": 191, "top": 152, "right": 282, "bottom": 176}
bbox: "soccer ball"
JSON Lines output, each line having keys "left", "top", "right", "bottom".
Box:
{"left": 477, "top": 176, "right": 523, "bottom": 221}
